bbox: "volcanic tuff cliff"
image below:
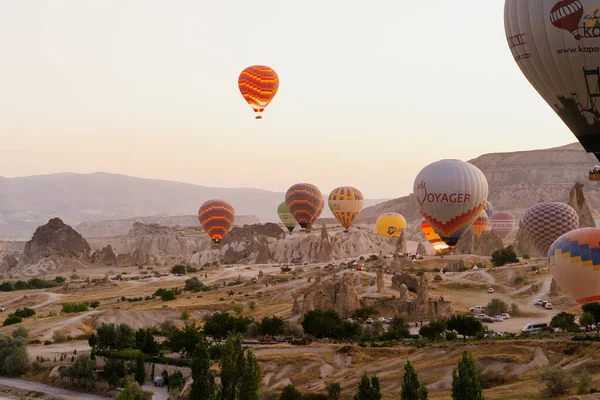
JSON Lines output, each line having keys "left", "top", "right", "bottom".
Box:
{"left": 23, "top": 218, "right": 91, "bottom": 263}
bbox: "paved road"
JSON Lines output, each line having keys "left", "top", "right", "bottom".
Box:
{"left": 0, "top": 377, "right": 110, "bottom": 400}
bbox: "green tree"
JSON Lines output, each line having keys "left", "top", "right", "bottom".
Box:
{"left": 326, "top": 382, "right": 342, "bottom": 400}
{"left": 550, "top": 312, "right": 577, "bottom": 332}
{"left": 203, "top": 312, "right": 253, "bottom": 340}
{"left": 353, "top": 307, "right": 378, "bottom": 320}
{"left": 485, "top": 299, "right": 508, "bottom": 316}
{"left": 189, "top": 337, "right": 215, "bottom": 400}
{"left": 168, "top": 370, "right": 184, "bottom": 394}
{"left": 354, "top": 373, "right": 382, "bottom": 400}
{"left": 401, "top": 361, "right": 428, "bottom": 400}
{"left": 88, "top": 333, "right": 97, "bottom": 348}
{"left": 491, "top": 246, "right": 519, "bottom": 267}
{"left": 220, "top": 334, "right": 245, "bottom": 400}
{"left": 279, "top": 384, "right": 302, "bottom": 400}
{"left": 419, "top": 320, "right": 447, "bottom": 342}
{"left": 238, "top": 351, "right": 261, "bottom": 400}
{"left": 582, "top": 302, "right": 600, "bottom": 332}
{"left": 580, "top": 312, "right": 595, "bottom": 328}
{"left": 171, "top": 265, "right": 187, "bottom": 275}
{"left": 446, "top": 315, "right": 484, "bottom": 343}
{"left": 260, "top": 316, "right": 285, "bottom": 336}
{"left": 185, "top": 277, "right": 205, "bottom": 291}
{"left": 385, "top": 317, "right": 410, "bottom": 340}
{"left": 451, "top": 351, "right": 484, "bottom": 400}
{"left": 64, "top": 354, "right": 95, "bottom": 390}
{"left": 116, "top": 380, "right": 152, "bottom": 400}
{"left": 167, "top": 322, "right": 203, "bottom": 357}
{"left": 134, "top": 354, "right": 146, "bottom": 385}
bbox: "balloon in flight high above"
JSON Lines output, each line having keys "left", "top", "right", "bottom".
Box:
{"left": 238, "top": 65, "right": 279, "bottom": 119}
{"left": 548, "top": 227, "right": 600, "bottom": 303}
{"left": 522, "top": 202, "right": 579, "bottom": 255}
{"left": 328, "top": 186, "right": 364, "bottom": 232}
{"left": 277, "top": 202, "right": 297, "bottom": 233}
{"left": 413, "top": 159, "right": 489, "bottom": 247}
{"left": 472, "top": 210, "right": 489, "bottom": 237}
{"left": 489, "top": 211, "right": 516, "bottom": 240}
{"left": 376, "top": 213, "right": 407, "bottom": 238}
{"left": 285, "top": 184, "right": 324, "bottom": 232}
{"left": 420, "top": 219, "right": 450, "bottom": 252}
{"left": 505, "top": 1, "right": 600, "bottom": 161}
{"left": 198, "top": 200, "right": 235, "bottom": 245}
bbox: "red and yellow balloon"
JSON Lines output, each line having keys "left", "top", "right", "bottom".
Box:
{"left": 285, "top": 184, "right": 324, "bottom": 232}
{"left": 328, "top": 186, "right": 364, "bottom": 232}
{"left": 238, "top": 65, "right": 279, "bottom": 119}
{"left": 198, "top": 200, "right": 235, "bottom": 245}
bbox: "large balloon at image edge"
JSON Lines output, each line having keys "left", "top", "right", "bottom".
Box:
{"left": 238, "top": 65, "right": 279, "bottom": 119}
{"left": 376, "top": 213, "right": 407, "bottom": 238}
{"left": 549, "top": 227, "right": 600, "bottom": 303}
{"left": 285, "top": 184, "right": 324, "bottom": 232}
{"left": 489, "top": 211, "right": 515, "bottom": 240}
{"left": 328, "top": 186, "right": 364, "bottom": 231}
{"left": 198, "top": 200, "right": 235, "bottom": 244}
{"left": 413, "top": 159, "right": 489, "bottom": 247}
{"left": 420, "top": 219, "right": 450, "bottom": 252}
{"left": 277, "top": 202, "right": 297, "bottom": 233}
{"left": 522, "top": 202, "right": 579, "bottom": 255}
{"left": 505, "top": 0, "right": 600, "bottom": 162}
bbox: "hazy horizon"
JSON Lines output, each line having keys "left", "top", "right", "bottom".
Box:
{"left": 0, "top": 1, "right": 577, "bottom": 198}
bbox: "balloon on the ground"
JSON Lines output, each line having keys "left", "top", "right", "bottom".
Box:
{"left": 484, "top": 200, "right": 494, "bottom": 218}
{"left": 421, "top": 219, "right": 450, "bottom": 252}
{"left": 548, "top": 228, "right": 600, "bottom": 303}
{"left": 522, "top": 202, "right": 579, "bottom": 255}
{"left": 472, "top": 210, "right": 489, "bottom": 237}
{"left": 376, "top": 213, "right": 407, "bottom": 238}
{"left": 285, "top": 184, "right": 324, "bottom": 232}
{"left": 489, "top": 211, "right": 515, "bottom": 240}
{"left": 413, "top": 159, "right": 488, "bottom": 247}
{"left": 328, "top": 186, "right": 364, "bottom": 232}
{"left": 277, "top": 202, "right": 297, "bottom": 233}
{"left": 198, "top": 200, "right": 235, "bottom": 244}
{"left": 505, "top": 1, "right": 600, "bottom": 161}
{"left": 238, "top": 65, "right": 279, "bottom": 119}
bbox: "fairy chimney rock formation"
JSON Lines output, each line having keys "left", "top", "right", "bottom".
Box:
{"left": 317, "top": 225, "right": 334, "bottom": 263}
{"left": 417, "top": 275, "right": 429, "bottom": 304}
{"left": 23, "top": 218, "right": 91, "bottom": 263}
{"left": 392, "top": 273, "right": 419, "bottom": 292}
{"left": 398, "top": 283, "right": 409, "bottom": 301}
{"left": 550, "top": 278, "right": 560, "bottom": 296}
{"left": 395, "top": 235, "right": 407, "bottom": 254}
{"left": 568, "top": 182, "right": 596, "bottom": 228}
{"left": 376, "top": 270, "right": 385, "bottom": 292}
{"left": 456, "top": 227, "right": 475, "bottom": 254}
{"left": 291, "top": 297, "right": 301, "bottom": 316}
{"left": 92, "top": 245, "right": 117, "bottom": 266}
{"left": 416, "top": 242, "right": 427, "bottom": 256}
{"left": 474, "top": 230, "right": 504, "bottom": 256}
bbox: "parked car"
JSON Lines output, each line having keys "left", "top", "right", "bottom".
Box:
{"left": 416, "top": 254, "right": 424, "bottom": 260}
{"left": 480, "top": 316, "right": 496, "bottom": 323}
{"left": 0, "top": 307, "right": 4, "bottom": 312}
{"left": 500, "top": 313, "right": 510, "bottom": 319}
{"left": 522, "top": 322, "right": 549, "bottom": 333}
{"left": 488, "top": 287, "right": 495, "bottom": 293}
{"left": 377, "top": 317, "right": 386, "bottom": 323}
{"left": 475, "top": 314, "right": 489, "bottom": 320}
{"left": 533, "top": 299, "right": 545, "bottom": 306}
{"left": 493, "top": 315, "right": 505, "bottom": 322}
{"left": 469, "top": 306, "right": 486, "bottom": 312}
{"left": 545, "top": 303, "right": 554, "bottom": 309}
{"left": 484, "top": 331, "right": 504, "bottom": 338}
{"left": 383, "top": 318, "right": 392, "bottom": 324}
{"left": 366, "top": 318, "right": 374, "bottom": 324}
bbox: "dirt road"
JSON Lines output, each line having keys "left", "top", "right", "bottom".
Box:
{"left": 0, "top": 377, "right": 110, "bottom": 399}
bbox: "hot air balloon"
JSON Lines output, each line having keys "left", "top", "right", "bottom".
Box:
{"left": 376, "top": 213, "right": 407, "bottom": 238}
{"left": 421, "top": 219, "right": 450, "bottom": 252}
{"left": 328, "top": 187, "right": 364, "bottom": 232}
{"left": 285, "top": 184, "right": 324, "bottom": 232}
{"left": 472, "top": 210, "right": 489, "bottom": 237}
{"left": 413, "top": 159, "right": 488, "bottom": 247}
{"left": 198, "top": 200, "right": 235, "bottom": 245}
{"left": 489, "top": 211, "right": 515, "bottom": 240}
{"left": 238, "top": 65, "right": 279, "bottom": 119}
{"left": 277, "top": 202, "right": 297, "bottom": 233}
{"left": 548, "top": 227, "right": 600, "bottom": 303}
{"left": 522, "top": 202, "right": 579, "bottom": 255}
{"left": 484, "top": 201, "right": 494, "bottom": 218}
{"left": 505, "top": 1, "right": 600, "bottom": 165}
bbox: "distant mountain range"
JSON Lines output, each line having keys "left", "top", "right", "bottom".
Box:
{"left": 0, "top": 172, "right": 387, "bottom": 240}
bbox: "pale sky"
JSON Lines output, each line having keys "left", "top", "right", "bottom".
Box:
{"left": 0, "top": 1, "right": 575, "bottom": 199}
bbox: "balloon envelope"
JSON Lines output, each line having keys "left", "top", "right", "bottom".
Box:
{"left": 376, "top": 213, "right": 407, "bottom": 238}
{"left": 421, "top": 219, "right": 450, "bottom": 252}
{"left": 523, "top": 202, "right": 579, "bottom": 255}
{"left": 198, "top": 200, "right": 235, "bottom": 244}
{"left": 285, "top": 184, "right": 324, "bottom": 232}
{"left": 489, "top": 211, "right": 515, "bottom": 240}
{"left": 484, "top": 201, "right": 494, "bottom": 218}
{"left": 238, "top": 65, "right": 279, "bottom": 119}
{"left": 549, "top": 227, "right": 600, "bottom": 303}
{"left": 472, "top": 210, "right": 489, "bottom": 237}
{"left": 413, "top": 159, "right": 488, "bottom": 247}
{"left": 505, "top": 0, "right": 600, "bottom": 161}
{"left": 328, "top": 187, "right": 364, "bottom": 231}
{"left": 277, "top": 202, "right": 297, "bottom": 233}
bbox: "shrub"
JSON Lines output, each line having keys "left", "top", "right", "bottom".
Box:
{"left": 445, "top": 331, "right": 458, "bottom": 341}
{"left": 62, "top": 303, "right": 89, "bottom": 313}
{"left": 353, "top": 306, "right": 378, "bottom": 320}
{"left": 434, "top": 274, "right": 442, "bottom": 281}
{"left": 513, "top": 276, "right": 525, "bottom": 285}
{"left": 491, "top": 246, "right": 519, "bottom": 267}
{"left": 480, "top": 369, "right": 511, "bottom": 389}
{"left": 541, "top": 366, "right": 573, "bottom": 398}
{"left": 171, "top": 265, "right": 186, "bottom": 275}
{"left": 486, "top": 299, "right": 508, "bottom": 316}
{"left": 14, "top": 308, "right": 35, "bottom": 319}
{"left": 52, "top": 330, "right": 69, "bottom": 343}
{"left": 577, "top": 368, "right": 592, "bottom": 395}
{"left": 184, "top": 277, "right": 204, "bottom": 291}
{"left": 530, "top": 266, "right": 537, "bottom": 272}
{"left": 523, "top": 253, "right": 531, "bottom": 260}
{"left": 3, "top": 315, "right": 22, "bottom": 326}
{"left": 90, "top": 301, "right": 100, "bottom": 309}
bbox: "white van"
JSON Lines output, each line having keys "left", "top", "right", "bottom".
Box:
{"left": 522, "top": 322, "right": 548, "bottom": 333}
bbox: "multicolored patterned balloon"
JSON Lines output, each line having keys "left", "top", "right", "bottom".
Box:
{"left": 483, "top": 200, "right": 494, "bottom": 218}
{"left": 277, "top": 202, "right": 297, "bottom": 233}
{"left": 523, "top": 202, "right": 579, "bottom": 255}
{"left": 549, "top": 228, "right": 600, "bottom": 303}
{"left": 376, "top": 213, "right": 407, "bottom": 238}
{"left": 472, "top": 210, "right": 489, "bottom": 237}
{"left": 328, "top": 186, "right": 364, "bottom": 232}
{"left": 238, "top": 65, "right": 279, "bottom": 119}
{"left": 285, "top": 184, "right": 324, "bottom": 232}
{"left": 489, "top": 211, "right": 515, "bottom": 240}
{"left": 421, "top": 219, "right": 449, "bottom": 252}
{"left": 198, "top": 200, "right": 235, "bottom": 244}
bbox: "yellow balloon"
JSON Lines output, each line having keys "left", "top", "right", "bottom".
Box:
{"left": 376, "top": 213, "right": 407, "bottom": 238}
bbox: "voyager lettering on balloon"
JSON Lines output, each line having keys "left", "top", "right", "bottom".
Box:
{"left": 507, "top": 33, "right": 527, "bottom": 48}
{"left": 425, "top": 193, "right": 471, "bottom": 203}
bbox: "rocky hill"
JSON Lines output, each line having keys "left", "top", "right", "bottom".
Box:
{"left": 359, "top": 143, "right": 600, "bottom": 237}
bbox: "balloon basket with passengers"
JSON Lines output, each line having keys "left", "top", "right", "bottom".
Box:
{"left": 590, "top": 166, "right": 600, "bottom": 181}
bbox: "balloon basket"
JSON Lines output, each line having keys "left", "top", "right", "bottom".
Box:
{"left": 255, "top": 115, "right": 262, "bottom": 120}
{"left": 590, "top": 172, "right": 600, "bottom": 181}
